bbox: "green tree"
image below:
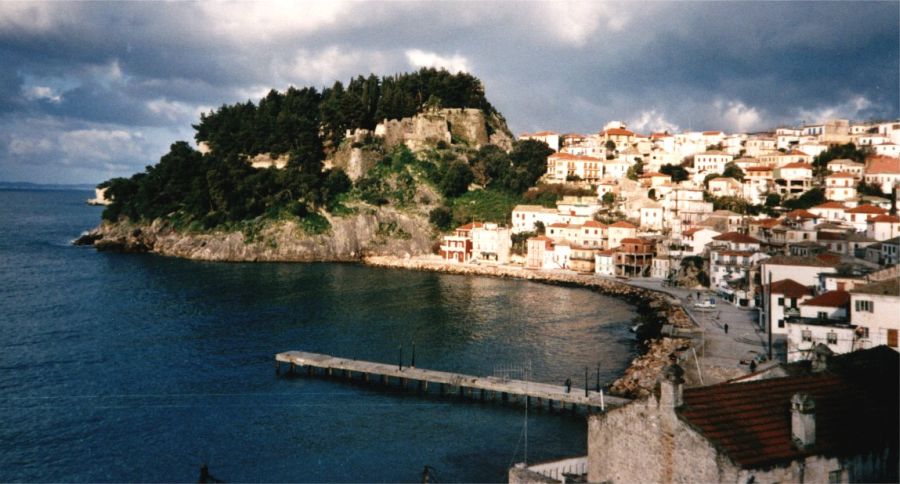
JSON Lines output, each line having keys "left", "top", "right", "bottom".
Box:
{"left": 428, "top": 206, "right": 453, "bottom": 231}
{"left": 440, "top": 160, "right": 474, "bottom": 197}
{"left": 722, "top": 162, "right": 745, "bottom": 181}
{"left": 660, "top": 163, "right": 689, "bottom": 183}
{"left": 626, "top": 159, "right": 644, "bottom": 181}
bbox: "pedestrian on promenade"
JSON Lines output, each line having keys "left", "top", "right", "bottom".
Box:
{"left": 724, "top": 323, "right": 729, "bottom": 334}
{"left": 565, "top": 378, "right": 572, "bottom": 393}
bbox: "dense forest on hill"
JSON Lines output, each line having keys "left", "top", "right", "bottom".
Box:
{"left": 193, "top": 68, "right": 499, "bottom": 156}
{"left": 99, "top": 69, "right": 534, "bottom": 233}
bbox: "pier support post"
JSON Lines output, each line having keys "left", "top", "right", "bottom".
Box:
{"left": 289, "top": 362, "right": 295, "bottom": 375}
{"left": 480, "top": 389, "right": 485, "bottom": 401}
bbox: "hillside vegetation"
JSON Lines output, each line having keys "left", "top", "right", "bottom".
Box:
{"left": 99, "top": 68, "right": 556, "bottom": 239}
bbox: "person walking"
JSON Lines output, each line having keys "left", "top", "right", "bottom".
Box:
{"left": 724, "top": 323, "right": 729, "bottom": 334}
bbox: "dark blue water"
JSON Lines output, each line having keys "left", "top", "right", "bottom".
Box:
{"left": 0, "top": 189, "right": 638, "bottom": 483}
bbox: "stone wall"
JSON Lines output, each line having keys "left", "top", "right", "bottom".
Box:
{"left": 373, "top": 108, "right": 509, "bottom": 152}
{"left": 587, "top": 393, "right": 727, "bottom": 483}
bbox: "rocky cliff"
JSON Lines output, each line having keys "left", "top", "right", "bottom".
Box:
{"left": 331, "top": 108, "right": 514, "bottom": 180}
{"left": 76, "top": 206, "right": 436, "bottom": 262}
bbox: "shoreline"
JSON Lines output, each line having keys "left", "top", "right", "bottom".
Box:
{"left": 363, "top": 255, "right": 698, "bottom": 398}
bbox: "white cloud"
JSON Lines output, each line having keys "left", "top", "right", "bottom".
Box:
{"left": 405, "top": 49, "right": 470, "bottom": 74}
{"left": 529, "top": 2, "right": 630, "bottom": 46}
{"left": 195, "top": 1, "right": 348, "bottom": 41}
{"left": 713, "top": 99, "right": 765, "bottom": 133}
{"left": 795, "top": 96, "right": 872, "bottom": 125}
{"left": 629, "top": 110, "right": 680, "bottom": 134}
{"left": 146, "top": 98, "right": 194, "bottom": 123}
{"left": 285, "top": 47, "right": 391, "bottom": 86}
{"left": 22, "top": 86, "right": 61, "bottom": 103}
{"left": 58, "top": 129, "right": 144, "bottom": 162}
{"left": 0, "top": 2, "right": 65, "bottom": 32}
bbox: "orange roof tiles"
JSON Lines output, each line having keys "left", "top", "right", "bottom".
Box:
{"left": 812, "top": 202, "right": 848, "bottom": 210}
{"left": 846, "top": 205, "right": 887, "bottom": 214}
{"left": 609, "top": 221, "right": 637, "bottom": 229}
{"left": 782, "top": 162, "right": 813, "bottom": 169}
{"left": 767, "top": 278, "right": 812, "bottom": 297}
{"left": 801, "top": 290, "right": 850, "bottom": 308}
{"left": 785, "top": 209, "right": 818, "bottom": 219}
{"left": 870, "top": 214, "right": 900, "bottom": 223}
{"left": 603, "top": 128, "right": 634, "bottom": 136}
{"left": 866, "top": 156, "right": 900, "bottom": 175}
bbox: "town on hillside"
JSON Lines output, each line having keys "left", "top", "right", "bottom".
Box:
{"left": 438, "top": 118, "right": 900, "bottom": 363}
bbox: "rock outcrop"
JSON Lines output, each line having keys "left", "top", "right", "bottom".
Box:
{"left": 76, "top": 207, "right": 436, "bottom": 262}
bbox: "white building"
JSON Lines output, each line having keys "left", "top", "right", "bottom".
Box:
{"left": 762, "top": 278, "right": 813, "bottom": 335}
{"left": 867, "top": 214, "right": 900, "bottom": 241}
{"left": 849, "top": 278, "right": 900, "bottom": 351}
{"left": 471, "top": 223, "right": 512, "bottom": 264}
{"left": 824, "top": 172, "right": 856, "bottom": 202}
{"left": 594, "top": 250, "right": 615, "bottom": 276}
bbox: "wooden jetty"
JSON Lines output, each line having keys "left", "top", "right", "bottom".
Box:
{"left": 275, "top": 350, "right": 630, "bottom": 412}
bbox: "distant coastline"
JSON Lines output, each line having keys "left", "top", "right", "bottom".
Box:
{"left": 0, "top": 181, "right": 95, "bottom": 191}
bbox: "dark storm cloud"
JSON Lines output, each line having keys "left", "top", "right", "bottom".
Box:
{"left": 0, "top": 1, "right": 897, "bottom": 184}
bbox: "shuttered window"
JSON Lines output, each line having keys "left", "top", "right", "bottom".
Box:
{"left": 888, "top": 329, "right": 898, "bottom": 348}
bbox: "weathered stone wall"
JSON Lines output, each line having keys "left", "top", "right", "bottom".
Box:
{"left": 587, "top": 396, "right": 723, "bottom": 483}
{"left": 372, "top": 108, "right": 510, "bottom": 152}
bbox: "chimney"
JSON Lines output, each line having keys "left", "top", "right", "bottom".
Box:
{"left": 791, "top": 393, "right": 816, "bottom": 449}
{"left": 811, "top": 344, "right": 833, "bottom": 372}
{"left": 659, "top": 360, "right": 685, "bottom": 408}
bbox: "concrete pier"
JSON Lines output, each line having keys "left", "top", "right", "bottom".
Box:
{"left": 276, "top": 350, "right": 629, "bottom": 411}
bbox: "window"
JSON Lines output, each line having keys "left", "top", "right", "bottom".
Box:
{"left": 778, "top": 319, "right": 785, "bottom": 328}
{"left": 859, "top": 327, "right": 870, "bottom": 339}
{"left": 827, "top": 332, "right": 838, "bottom": 345}
{"left": 818, "top": 311, "right": 828, "bottom": 320}
{"left": 855, "top": 300, "right": 874, "bottom": 312}
{"left": 889, "top": 329, "right": 898, "bottom": 348}
{"left": 778, "top": 297, "right": 785, "bottom": 306}
{"left": 802, "top": 330, "right": 812, "bottom": 342}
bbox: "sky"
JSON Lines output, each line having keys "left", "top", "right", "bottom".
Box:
{"left": 0, "top": 1, "right": 897, "bottom": 185}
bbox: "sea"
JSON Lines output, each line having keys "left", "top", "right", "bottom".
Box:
{"left": 0, "top": 189, "right": 639, "bottom": 483}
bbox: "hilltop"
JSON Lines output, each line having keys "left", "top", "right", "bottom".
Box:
{"left": 77, "top": 69, "right": 555, "bottom": 261}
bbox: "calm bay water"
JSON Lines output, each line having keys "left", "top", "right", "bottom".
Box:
{"left": 0, "top": 189, "right": 638, "bottom": 483}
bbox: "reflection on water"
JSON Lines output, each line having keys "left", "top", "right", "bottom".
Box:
{"left": 0, "top": 190, "right": 638, "bottom": 482}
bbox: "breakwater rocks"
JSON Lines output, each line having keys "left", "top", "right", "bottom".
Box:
{"left": 74, "top": 208, "right": 436, "bottom": 262}
{"left": 364, "top": 256, "right": 696, "bottom": 398}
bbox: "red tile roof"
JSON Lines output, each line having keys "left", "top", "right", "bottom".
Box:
{"left": 782, "top": 162, "right": 813, "bottom": 169}
{"left": 678, "top": 347, "right": 899, "bottom": 469}
{"left": 745, "top": 165, "right": 773, "bottom": 172}
{"left": 787, "top": 149, "right": 809, "bottom": 156}
{"left": 812, "top": 202, "right": 848, "bottom": 210}
{"left": 801, "top": 290, "right": 850, "bottom": 308}
{"left": 548, "top": 152, "right": 601, "bottom": 161}
{"left": 712, "top": 232, "right": 761, "bottom": 244}
{"left": 750, "top": 218, "right": 781, "bottom": 228}
{"left": 702, "top": 130, "right": 724, "bottom": 136}
{"left": 603, "top": 128, "right": 634, "bottom": 136}
{"left": 767, "top": 279, "right": 812, "bottom": 297}
{"left": 785, "top": 209, "right": 819, "bottom": 219}
{"left": 457, "top": 222, "right": 484, "bottom": 231}
{"left": 609, "top": 221, "right": 637, "bottom": 229}
{"left": 866, "top": 156, "right": 900, "bottom": 175}
{"left": 582, "top": 220, "right": 607, "bottom": 228}
{"left": 870, "top": 214, "right": 900, "bottom": 223}
{"left": 846, "top": 205, "right": 887, "bottom": 214}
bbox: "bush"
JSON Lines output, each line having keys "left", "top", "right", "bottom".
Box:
{"left": 428, "top": 206, "right": 453, "bottom": 231}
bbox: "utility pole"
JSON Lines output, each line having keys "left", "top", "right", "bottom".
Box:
{"left": 767, "top": 271, "right": 773, "bottom": 361}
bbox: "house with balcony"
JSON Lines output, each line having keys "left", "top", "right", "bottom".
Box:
{"left": 607, "top": 221, "right": 637, "bottom": 249}
{"left": 785, "top": 290, "right": 855, "bottom": 363}
{"left": 614, "top": 238, "right": 655, "bottom": 277}
{"left": 864, "top": 156, "right": 900, "bottom": 194}
{"left": 440, "top": 222, "right": 482, "bottom": 263}
{"left": 844, "top": 204, "right": 887, "bottom": 232}
{"left": 774, "top": 162, "right": 814, "bottom": 197}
